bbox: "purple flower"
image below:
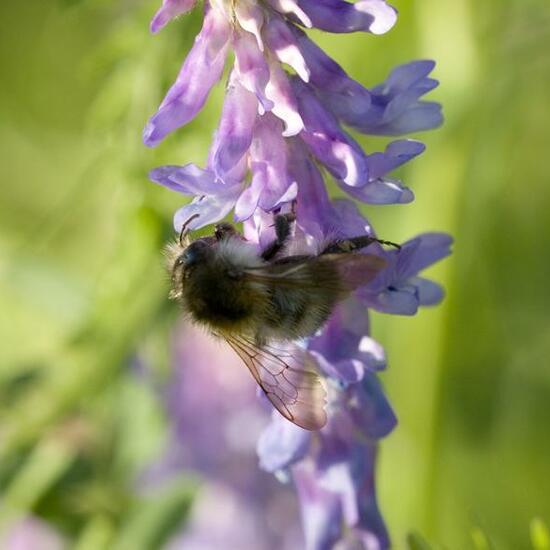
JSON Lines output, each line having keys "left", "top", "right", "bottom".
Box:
{"left": 293, "top": 443, "right": 389, "bottom": 550}
{"left": 146, "top": 0, "right": 395, "bottom": 147}
{"left": 144, "top": 5, "right": 232, "bottom": 147}
{"left": 144, "top": 1, "right": 450, "bottom": 547}
{"left": 0, "top": 517, "right": 65, "bottom": 550}
{"left": 144, "top": 322, "right": 304, "bottom": 550}
{"left": 354, "top": 60, "right": 444, "bottom": 136}
{"left": 145, "top": 0, "right": 442, "bottom": 228}
{"left": 361, "top": 232, "right": 453, "bottom": 315}
{"left": 150, "top": 0, "right": 198, "bottom": 34}
{"left": 165, "top": 483, "right": 303, "bottom": 550}
{"left": 258, "top": 373, "right": 396, "bottom": 549}
{"left": 309, "top": 298, "right": 386, "bottom": 384}
{"left": 290, "top": 0, "right": 397, "bottom": 35}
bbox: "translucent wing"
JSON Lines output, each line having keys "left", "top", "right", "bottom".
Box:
{"left": 245, "top": 253, "right": 386, "bottom": 294}
{"left": 322, "top": 253, "right": 387, "bottom": 292}
{"left": 223, "top": 333, "right": 327, "bottom": 431}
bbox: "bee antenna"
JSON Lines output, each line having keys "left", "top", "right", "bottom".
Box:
{"left": 179, "top": 213, "right": 200, "bottom": 246}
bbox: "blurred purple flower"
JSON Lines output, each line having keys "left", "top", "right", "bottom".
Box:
{"left": 145, "top": 322, "right": 304, "bottom": 549}
{"left": 165, "top": 483, "right": 302, "bottom": 550}
{"left": 144, "top": 1, "right": 451, "bottom": 548}
{"left": 0, "top": 517, "right": 65, "bottom": 550}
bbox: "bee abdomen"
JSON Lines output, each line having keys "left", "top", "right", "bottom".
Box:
{"left": 185, "top": 271, "right": 266, "bottom": 331}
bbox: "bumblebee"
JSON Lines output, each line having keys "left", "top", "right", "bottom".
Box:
{"left": 166, "top": 212, "right": 397, "bottom": 430}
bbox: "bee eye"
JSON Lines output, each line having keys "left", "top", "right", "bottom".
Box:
{"left": 180, "top": 240, "right": 209, "bottom": 269}
{"left": 181, "top": 249, "right": 199, "bottom": 268}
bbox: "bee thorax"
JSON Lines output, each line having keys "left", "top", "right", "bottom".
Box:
{"left": 259, "top": 261, "right": 341, "bottom": 341}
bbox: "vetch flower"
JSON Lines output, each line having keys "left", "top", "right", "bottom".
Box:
{"left": 258, "top": 373, "right": 396, "bottom": 549}
{"left": 309, "top": 298, "right": 386, "bottom": 384}
{"left": 353, "top": 60, "right": 443, "bottom": 136}
{"left": 144, "top": 0, "right": 451, "bottom": 547}
{"left": 145, "top": 0, "right": 398, "bottom": 146}
{"left": 361, "top": 232, "right": 453, "bottom": 315}
{"left": 144, "top": 0, "right": 436, "bottom": 227}
{"left": 144, "top": 5, "right": 232, "bottom": 147}
{"left": 144, "top": 322, "right": 305, "bottom": 550}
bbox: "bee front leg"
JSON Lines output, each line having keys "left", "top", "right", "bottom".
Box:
{"left": 261, "top": 211, "right": 296, "bottom": 261}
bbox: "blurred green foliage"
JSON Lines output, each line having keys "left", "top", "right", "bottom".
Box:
{"left": 1, "top": 0, "right": 549, "bottom": 548}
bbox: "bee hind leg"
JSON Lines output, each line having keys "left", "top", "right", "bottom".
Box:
{"left": 321, "top": 235, "right": 401, "bottom": 255}
{"left": 261, "top": 212, "right": 296, "bottom": 261}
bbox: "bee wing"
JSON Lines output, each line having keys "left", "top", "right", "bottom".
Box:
{"left": 223, "top": 333, "right": 327, "bottom": 431}
{"left": 246, "top": 253, "right": 386, "bottom": 293}
{"left": 322, "top": 253, "right": 387, "bottom": 292}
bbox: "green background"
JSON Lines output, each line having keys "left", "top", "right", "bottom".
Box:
{"left": 1, "top": 0, "right": 549, "bottom": 548}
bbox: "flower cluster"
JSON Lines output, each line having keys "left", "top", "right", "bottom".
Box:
{"left": 144, "top": 0, "right": 450, "bottom": 547}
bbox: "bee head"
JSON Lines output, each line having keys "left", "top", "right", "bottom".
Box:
{"left": 168, "top": 238, "right": 215, "bottom": 300}
{"left": 179, "top": 239, "right": 214, "bottom": 269}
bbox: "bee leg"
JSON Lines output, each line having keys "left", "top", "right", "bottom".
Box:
{"left": 215, "top": 222, "right": 238, "bottom": 241}
{"left": 321, "top": 235, "right": 401, "bottom": 255}
{"left": 261, "top": 212, "right": 296, "bottom": 261}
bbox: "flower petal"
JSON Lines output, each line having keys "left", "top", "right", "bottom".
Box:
{"left": 357, "top": 336, "right": 386, "bottom": 371}
{"left": 210, "top": 75, "right": 258, "bottom": 180}
{"left": 364, "top": 283, "right": 420, "bottom": 315}
{"left": 294, "top": 80, "right": 369, "bottom": 186}
{"left": 367, "top": 139, "right": 425, "bottom": 180}
{"left": 257, "top": 414, "right": 311, "bottom": 473}
{"left": 380, "top": 101, "right": 443, "bottom": 135}
{"left": 264, "top": 17, "right": 310, "bottom": 82}
{"left": 398, "top": 232, "right": 453, "bottom": 279}
{"left": 383, "top": 59, "right": 436, "bottom": 92}
{"left": 150, "top": 164, "right": 229, "bottom": 195}
{"left": 287, "top": 139, "right": 332, "bottom": 241}
{"left": 144, "top": 7, "right": 230, "bottom": 146}
{"left": 350, "top": 373, "right": 397, "bottom": 439}
{"left": 150, "top": 0, "right": 197, "bottom": 33}
{"left": 235, "top": 0, "right": 265, "bottom": 51}
{"left": 291, "top": 28, "right": 372, "bottom": 125}
{"left": 355, "top": 60, "right": 443, "bottom": 136}
{"left": 249, "top": 115, "right": 296, "bottom": 211}
{"left": 341, "top": 445, "right": 390, "bottom": 548}
{"left": 309, "top": 299, "right": 369, "bottom": 380}
{"left": 293, "top": 464, "right": 344, "bottom": 550}
{"left": 295, "top": 0, "right": 397, "bottom": 34}
{"left": 173, "top": 191, "right": 239, "bottom": 231}
{"left": 265, "top": 59, "right": 304, "bottom": 137}
{"left": 341, "top": 177, "right": 414, "bottom": 205}
{"left": 234, "top": 31, "right": 274, "bottom": 113}
{"left": 266, "top": 0, "right": 313, "bottom": 28}
{"left": 413, "top": 276, "right": 445, "bottom": 306}
{"left": 234, "top": 177, "right": 264, "bottom": 222}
